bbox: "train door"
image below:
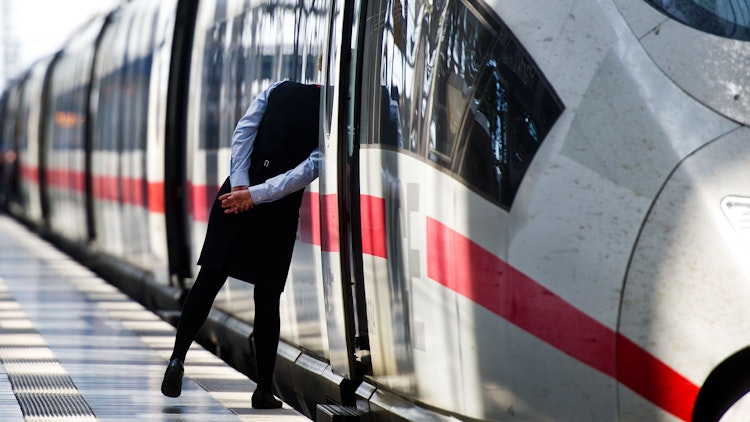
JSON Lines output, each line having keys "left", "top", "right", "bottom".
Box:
{"left": 318, "top": 0, "right": 371, "bottom": 380}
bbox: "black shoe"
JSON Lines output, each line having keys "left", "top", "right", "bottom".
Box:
{"left": 161, "top": 358, "right": 184, "bottom": 398}
{"left": 251, "top": 388, "right": 282, "bottom": 409}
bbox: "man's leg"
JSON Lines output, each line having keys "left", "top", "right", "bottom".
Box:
{"left": 162, "top": 265, "right": 228, "bottom": 397}
{"left": 251, "top": 282, "right": 282, "bottom": 408}
{"left": 170, "top": 265, "right": 228, "bottom": 361}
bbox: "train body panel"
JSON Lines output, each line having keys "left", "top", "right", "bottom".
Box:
{"left": 0, "top": 93, "right": 8, "bottom": 209}
{"left": 89, "top": 0, "right": 176, "bottom": 283}
{"left": 615, "top": 0, "right": 750, "bottom": 126}
{"left": 39, "top": 16, "right": 108, "bottom": 243}
{"left": 512, "top": 5, "right": 737, "bottom": 330}
{"left": 16, "top": 60, "right": 50, "bottom": 226}
{"left": 1, "top": 85, "right": 22, "bottom": 212}
{"left": 620, "top": 127, "right": 750, "bottom": 421}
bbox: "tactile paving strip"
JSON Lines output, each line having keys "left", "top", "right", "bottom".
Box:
{"left": 15, "top": 394, "right": 94, "bottom": 421}
{"left": 7, "top": 371, "right": 79, "bottom": 393}
{"left": 0, "top": 279, "right": 96, "bottom": 421}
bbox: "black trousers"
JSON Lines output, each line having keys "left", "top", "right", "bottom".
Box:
{"left": 169, "top": 265, "right": 281, "bottom": 392}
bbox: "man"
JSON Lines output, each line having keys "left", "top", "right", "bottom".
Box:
{"left": 161, "top": 80, "right": 321, "bottom": 409}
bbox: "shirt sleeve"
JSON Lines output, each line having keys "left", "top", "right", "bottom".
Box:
{"left": 229, "top": 80, "right": 284, "bottom": 188}
{"left": 249, "top": 148, "right": 320, "bottom": 205}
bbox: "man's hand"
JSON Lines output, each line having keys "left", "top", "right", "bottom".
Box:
{"left": 219, "top": 186, "right": 254, "bottom": 214}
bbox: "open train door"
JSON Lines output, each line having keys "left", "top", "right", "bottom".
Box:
{"left": 317, "top": 0, "right": 371, "bottom": 383}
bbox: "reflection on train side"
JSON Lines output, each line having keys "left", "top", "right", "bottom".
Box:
{"left": 367, "top": 0, "right": 562, "bottom": 209}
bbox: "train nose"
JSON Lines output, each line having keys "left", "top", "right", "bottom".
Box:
{"left": 620, "top": 126, "right": 750, "bottom": 422}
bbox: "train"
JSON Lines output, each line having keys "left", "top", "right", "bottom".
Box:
{"left": 2, "top": 0, "right": 750, "bottom": 420}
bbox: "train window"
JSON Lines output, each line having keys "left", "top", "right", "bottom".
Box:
{"left": 223, "top": 15, "right": 246, "bottom": 144}
{"left": 124, "top": 4, "right": 156, "bottom": 154}
{"left": 93, "top": 9, "right": 129, "bottom": 154}
{"left": 199, "top": 24, "right": 225, "bottom": 150}
{"left": 454, "top": 30, "right": 563, "bottom": 208}
{"left": 646, "top": 0, "right": 750, "bottom": 41}
{"left": 427, "top": 0, "right": 499, "bottom": 167}
{"left": 324, "top": 0, "right": 342, "bottom": 138}
{"left": 364, "top": 0, "right": 441, "bottom": 153}
{"left": 194, "top": 2, "right": 327, "bottom": 152}
{"left": 456, "top": 64, "right": 506, "bottom": 203}
{"left": 197, "top": 14, "right": 251, "bottom": 152}
{"left": 366, "top": 0, "right": 563, "bottom": 208}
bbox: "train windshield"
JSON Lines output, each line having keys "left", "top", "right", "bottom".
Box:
{"left": 646, "top": 0, "right": 750, "bottom": 41}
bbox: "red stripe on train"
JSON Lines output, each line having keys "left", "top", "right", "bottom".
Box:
{"left": 189, "top": 189, "right": 346, "bottom": 253}
{"left": 19, "top": 166, "right": 165, "bottom": 213}
{"left": 360, "top": 195, "right": 387, "bottom": 258}
{"left": 425, "top": 217, "right": 698, "bottom": 421}
{"left": 47, "top": 168, "right": 86, "bottom": 192}
{"left": 298, "top": 192, "right": 386, "bottom": 257}
{"left": 91, "top": 175, "right": 164, "bottom": 213}
{"left": 299, "top": 192, "right": 321, "bottom": 244}
{"left": 186, "top": 181, "right": 216, "bottom": 223}
{"left": 20, "top": 164, "right": 40, "bottom": 182}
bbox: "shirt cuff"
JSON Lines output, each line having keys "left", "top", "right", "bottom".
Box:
{"left": 230, "top": 171, "right": 250, "bottom": 188}
{"left": 248, "top": 184, "right": 268, "bottom": 205}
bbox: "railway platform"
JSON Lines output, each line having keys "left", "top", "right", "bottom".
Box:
{"left": 0, "top": 214, "right": 310, "bottom": 421}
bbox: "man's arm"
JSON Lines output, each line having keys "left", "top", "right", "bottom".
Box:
{"left": 221, "top": 148, "right": 320, "bottom": 214}
{"left": 249, "top": 148, "right": 320, "bottom": 204}
{"left": 229, "top": 81, "right": 284, "bottom": 188}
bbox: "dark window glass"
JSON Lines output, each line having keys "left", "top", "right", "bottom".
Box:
{"left": 197, "top": 0, "right": 327, "bottom": 151}
{"left": 366, "top": 0, "right": 563, "bottom": 209}
{"left": 646, "top": 0, "right": 750, "bottom": 41}
{"left": 92, "top": 10, "right": 127, "bottom": 154}
{"left": 457, "top": 63, "right": 507, "bottom": 203}
{"left": 427, "top": 0, "right": 497, "bottom": 167}
{"left": 324, "top": 0, "right": 342, "bottom": 138}
{"left": 199, "top": 23, "right": 225, "bottom": 150}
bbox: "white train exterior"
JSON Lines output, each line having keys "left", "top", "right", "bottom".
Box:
{"left": 1, "top": 0, "right": 749, "bottom": 420}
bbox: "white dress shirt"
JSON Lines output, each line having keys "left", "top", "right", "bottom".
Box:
{"left": 229, "top": 81, "right": 320, "bottom": 205}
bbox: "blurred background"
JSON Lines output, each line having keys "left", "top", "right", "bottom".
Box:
{"left": 0, "top": 0, "right": 120, "bottom": 90}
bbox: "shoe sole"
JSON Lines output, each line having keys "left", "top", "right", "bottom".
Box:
{"left": 251, "top": 392, "right": 282, "bottom": 409}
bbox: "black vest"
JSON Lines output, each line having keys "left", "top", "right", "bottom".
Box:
{"left": 248, "top": 81, "right": 320, "bottom": 209}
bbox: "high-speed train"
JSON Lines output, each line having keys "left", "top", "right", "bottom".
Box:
{"left": 2, "top": 0, "right": 750, "bottom": 420}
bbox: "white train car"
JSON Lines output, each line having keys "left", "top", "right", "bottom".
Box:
{"left": 318, "top": 0, "right": 750, "bottom": 420}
